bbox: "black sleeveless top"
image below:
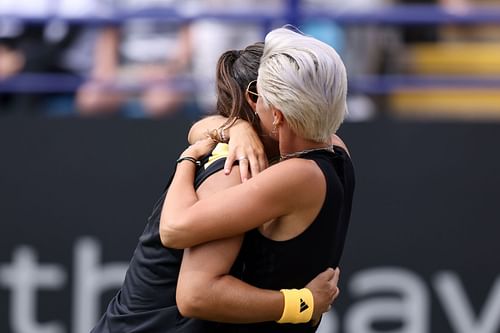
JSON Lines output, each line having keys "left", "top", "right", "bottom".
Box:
{"left": 90, "top": 156, "right": 227, "bottom": 333}
{"left": 91, "top": 146, "right": 354, "bottom": 333}
{"left": 216, "top": 146, "right": 355, "bottom": 333}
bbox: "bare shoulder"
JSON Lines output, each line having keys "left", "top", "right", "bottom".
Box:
{"left": 331, "top": 134, "right": 351, "bottom": 157}
{"left": 264, "top": 158, "right": 327, "bottom": 210}
{"left": 196, "top": 165, "right": 242, "bottom": 199}
{"left": 264, "top": 158, "right": 326, "bottom": 190}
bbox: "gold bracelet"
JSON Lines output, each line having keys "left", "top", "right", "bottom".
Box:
{"left": 218, "top": 127, "right": 227, "bottom": 143}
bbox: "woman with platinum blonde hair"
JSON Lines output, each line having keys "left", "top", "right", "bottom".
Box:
{"left": 90, "top": 40, "right": 339, "bottom": 333}
{"left": 162, "top": 27, "right": 355, "bottom": 332}
{"left": 257, "top": 27, "right": 348, "bottom": 143}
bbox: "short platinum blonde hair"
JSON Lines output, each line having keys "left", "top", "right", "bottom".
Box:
{"left": 258, "top": 27, "right": 348, "bottom": 142}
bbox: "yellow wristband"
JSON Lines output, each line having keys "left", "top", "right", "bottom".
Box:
{"left": 277, "top": 288, "right": 314, "bottom": 324}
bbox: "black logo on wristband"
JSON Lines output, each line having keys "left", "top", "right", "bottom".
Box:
{"left": 300, "top": 298, "right": 309, "bottom": 312}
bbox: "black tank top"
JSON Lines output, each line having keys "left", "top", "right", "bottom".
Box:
{"left": 91, "top": 146, "right": 354, "bottom": 333}
{"left": 90, "top": 156, "right": 227, "bottom": 333}
{"left": 216, "top": 146, "right": 355, "bottom": 333}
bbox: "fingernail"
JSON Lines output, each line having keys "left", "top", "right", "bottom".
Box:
{"left": 224, "top": 169, "right": 230, "bottom": 174}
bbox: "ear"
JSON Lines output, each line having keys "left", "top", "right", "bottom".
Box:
{"left": 272, "top": 109, "right": 284, "bottom": 125}
{"left": 245, "top": 93, "right": 257, "bottom": 112}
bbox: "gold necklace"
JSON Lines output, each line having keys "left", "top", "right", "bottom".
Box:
{"left": 280, "top": 146, "right": 334, "bottom": 161}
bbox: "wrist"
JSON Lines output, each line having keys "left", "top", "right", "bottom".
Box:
{"left": 208, "top": 126, "right": 228, "bottom": 143}
{"left": 176, "top": 156, "right": 200, "bottom": 166}
{"left": 179, "top": 147, "right": 204, "bottom": 162}
{"left": 276, "top": 288, "right": 314, "bottom": 324}
{"left": 228, "top": 118, "right": 250, "bottom": 139}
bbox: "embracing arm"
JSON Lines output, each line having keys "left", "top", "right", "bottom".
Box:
{"left": 188, "top": 116, "right": 267, "bottom": 181}
{"left": 159, "top": 139, "right": 323, "bottom": 249}
{"left": 177, "top": 236, "right": 282, "bottom": 322}
{"left": 175, "top": 166, "right": 339, "bottom": 323}
{"left": 177, "top": 235, "right": 339, "bottom": 324}
{"left": 188, "top": 115, "right": 227, "bottom": 144}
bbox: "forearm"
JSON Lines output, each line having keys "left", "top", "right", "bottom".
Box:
{"left": 159, "top": 161, "right": 199, "bottom": 248}
{"left": 178, "top": 274, "right": 283, "bottom": 323}
{"left": 177, "top": 235, "right": 336, "bottom": 325}
{"left": 188, "top": 115, "right": 227, "bottom": 144}
{"left": 174, "top": 199, "right": 283, "bottom": 323}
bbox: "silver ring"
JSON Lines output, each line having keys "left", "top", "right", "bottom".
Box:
{"left": 238, "top": 156, "right": 248, "bottom": 161}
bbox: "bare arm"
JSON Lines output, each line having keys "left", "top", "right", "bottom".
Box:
{"left": 178, "top": 236, "right": 340, "bottom": 323}
{"left": 91, "top": 26, "right": 119, "bottom": 81}
{"left": 176, "top": 166, "right": 339, "bottom": 323}
{"left": 177, "top": 233, "right": 284, "bottom": 322}
{"left": 160, "top": 139, "right": 324, "bottom": 249}
{"left": 188, "top": 116, "right": 267, "bottom": 181}
{"left": 188, "top": 115, "right": 227, "bottom": 144}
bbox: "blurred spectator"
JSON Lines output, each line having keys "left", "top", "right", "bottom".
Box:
{"left": 439, "top": 0, "right": 500, "bottom": 42}
{"left": 395, "top": 0, "right": 500, "bottom": 43}
{"left": 0, "top": 0, "right": 105, "bottom": 116}
{"left": 76, "top": 0, "right": 193, "bottom": 118}
{"left": 0, "top": 43, "right": 24, "bottom": 79}
{"left": 185, "top": 0, "right": 283, "bottom": 114}
{"left": 0, "top": 34, "right": 24, "bottom": 112}
{"left": 301, "top": 0, "right": 402, "bottom": 121}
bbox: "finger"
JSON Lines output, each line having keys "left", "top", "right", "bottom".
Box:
{"left": 248, "top": 153, "right": 260, "bottom": 179}
{"left": 238, "top": 157, "right": 250, "bottom": 182}
{"left": 330, "top": 287, "right": 340, "bottom": 303}
{"left": 259, "top": 154, "right": 268, "bottom": 171}
{"left": 254, "top": 149, "right": 268, "bottom": 175}
{"left": 224, "top": 154, "right": 236, "bottom": 175}
{"left": 224, "top": 143, "right": 238, "bottom": 175}
{"left": 329, "top": 276, "right": 339, "bottom": 293}
{"left": 320, "top": 267, "right": 335, "bottom": 281}
{"left": 330, "top": 267, "right": 340, "bottom": 284}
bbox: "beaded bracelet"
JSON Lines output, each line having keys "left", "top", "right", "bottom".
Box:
{"left": 218, "top": 126, "right": 227, "bottom": 143}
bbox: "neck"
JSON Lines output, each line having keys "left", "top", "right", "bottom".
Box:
{"left": 261, "top": 135, "right": 280, "bottom": 161}
{"left": 279, "top": 133, "right": 329, "bottom": 157}
{"left": 275, "top": 120, "right": 330, "bottom": 160}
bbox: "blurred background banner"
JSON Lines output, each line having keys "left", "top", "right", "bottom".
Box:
{"left": 2, "top": 0, "right": 500, "bottom": 121}
{"left": 2, "top": 1, "right": 500, "bottom": 333}
{"left": 1, "top": 118, "right": 499, "bottom": 333}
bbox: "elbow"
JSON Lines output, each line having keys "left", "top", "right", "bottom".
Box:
{"left": 176, "top": 287, "right": 207, "bottom": 319}
{"left": 159, "top": 223, "right": 185, "bottom": 249}
{"left": 160, "top": 213, "right": 201, "bottom": 248}
{"left": 159, "top": 214, "right": 188, "bottom": 249}
{"left": 187, "top": 127, "right": 196, "bottom": 145}
{"left": 187, "top": 121, "right": 202, "bottom": 144}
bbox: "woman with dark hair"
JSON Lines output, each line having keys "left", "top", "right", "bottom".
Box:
{"left": 90, "top": 41, "right": 339, "bottom": 333}
{"left": 162, "top": 27, "right": 355, "bottom": 333}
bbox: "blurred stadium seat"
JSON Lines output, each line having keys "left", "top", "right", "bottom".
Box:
{"left": 1, "top": 2, "right": 500, "bottom": 120}
{"left": 390, "top": 41, "right": 500, "bottom": 119}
